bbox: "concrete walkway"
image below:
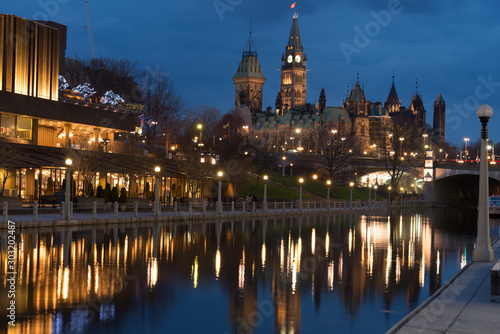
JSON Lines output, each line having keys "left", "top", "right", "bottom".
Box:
{"left": 387, "top": 238, "right": 500, "bottom": 334}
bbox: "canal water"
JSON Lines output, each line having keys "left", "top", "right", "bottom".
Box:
{"left": 1, "top": 208, "right": 499, "bottom": 334}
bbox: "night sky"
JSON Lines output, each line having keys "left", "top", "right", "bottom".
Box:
{"left": 4, "top": 0, "right": 500, "bottom": 147}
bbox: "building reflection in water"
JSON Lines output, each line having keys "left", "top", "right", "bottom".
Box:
{"left": 0, "top": 208, "right": 488, "bottom": 333}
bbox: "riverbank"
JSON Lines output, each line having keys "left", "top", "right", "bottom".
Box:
{"left": 387, "top": 238, "right": 500, "bottom": 334}
{"left": 1, "top": 199, "right": 430, "bottom": 229}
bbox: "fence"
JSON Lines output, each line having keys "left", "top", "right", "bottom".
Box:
{"left": 0, "top": 198, "right": 420, "bottom": 224}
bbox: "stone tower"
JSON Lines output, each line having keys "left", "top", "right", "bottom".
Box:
{"left": 433, "top": 94, "right": 446, "bottom": 144}
{"left": 280, "top": 14, "right": 307, "bottom": 110}
{"left": 384, "top": 73, "right": 401, "bottom": 114}
{"left": 408, "top": 80, "right": 427, "bottom": 130}
{"left": 233, "top": 24, "right": 266, "bottom": 113}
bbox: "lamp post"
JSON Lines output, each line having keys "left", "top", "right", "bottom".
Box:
{"left": 349, "top": 182, "right": 354, "bottom": 209}
{"left": 312, "top": 174, "right": 318, "bottom": 197}
{"left": 474, "top": 105, "right": 494, "bottom": 261}
{"left": 464, "top": 137, "right": 470, "bottom": 161}
{"left": 65, "top": 158, "right": 72, "bottom": 220}
{"left": 282, "top": 156, "right": 286, "bottom": 176}
{"left": 374, "top": 185, "right": 378, "bottom": 204}
{"left": 290, "top": 163, "right": 293, "bottom": 177}
{"left": 400, "top": 187, "right": 404, "bottom": 205}
{"left": 263, "top": 175, "right": 268, "bottom": 213}
{"left": 217, "top": 171, "right": 223, "bottom": 214}
{"left": 299, "top": 178, "right": 304, "bottom": 210}
{"left": 368, "top": 184, "right": 372, "bottom": 208}
{"left": 154, "top": 166, "right": 161, "bottom": 217}
{"left": 326, "top": 180, "right": 331, "bottom": 209}
{"left": 388, "top": 186, "right": 392, "bottom": 206}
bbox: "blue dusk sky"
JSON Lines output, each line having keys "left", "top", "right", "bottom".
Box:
{"left": 3, "top": 0, "right": 500, "bottom": 147}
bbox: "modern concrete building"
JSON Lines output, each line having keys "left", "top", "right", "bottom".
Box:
{"left": 0, "top": 14, "right": 184, "bottom": 202}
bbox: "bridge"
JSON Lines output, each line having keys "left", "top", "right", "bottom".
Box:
{"left": 274, "top": 153, "right": 500, "bottom": 205}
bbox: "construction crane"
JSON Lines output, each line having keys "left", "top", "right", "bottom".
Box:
{"left": 84, "top": 0, "right": 96, "bottom": 59}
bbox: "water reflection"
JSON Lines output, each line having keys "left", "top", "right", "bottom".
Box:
{"left": 0, "top": 208, "right": 497, "bottom": 334}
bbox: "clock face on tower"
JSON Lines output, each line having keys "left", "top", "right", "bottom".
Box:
{"left": 287, "top": 55, "right": 293, "bottom": 63}
{"left": 295, "top": 55, "right": 301, "bottom": 63}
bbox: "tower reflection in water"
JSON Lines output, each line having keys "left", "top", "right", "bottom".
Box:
{"left": 0, "top": 209, "right": 484, "bottom": 334}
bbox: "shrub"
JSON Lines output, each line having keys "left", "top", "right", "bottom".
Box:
{"left": 96, "top": 185, "right": 103, "bottom": 198}
{"left": 111, "top": 186, "right": 119, "bottom": 202}
{"left": 118, "top": 187, "right": 127, "bottom": 204}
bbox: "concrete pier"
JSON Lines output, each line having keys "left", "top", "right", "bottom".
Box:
{"left": 387, "top": 238, "right": 500, "bottom": 334}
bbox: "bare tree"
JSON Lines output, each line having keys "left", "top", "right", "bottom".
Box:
{"left": 186, "top": 105, "right": 222, "bottom": 151}
{"left": 316, "top": 124, "right": 360, "bottom": 181}
{"left": 373, "top": 122, "right": 422, "bottom": 191}
{"left": 66, "top": 138, "right": 104, "bottom": 196}
{"left": 64, "top": 57, "right": 141, "bottom": 103}
{"left": 0, "top": 143, "right": 26, "bottom": 195}
{"left": 140, "top": 66, "right": 183, "bottom": 149}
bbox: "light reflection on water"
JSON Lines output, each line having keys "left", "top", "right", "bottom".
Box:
{"left": 1, "top": 208, "right": 498, "bottom": 334}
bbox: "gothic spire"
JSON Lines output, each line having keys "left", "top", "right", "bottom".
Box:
{"left": 287, "top": 15, "right": 303, "bottom": 52}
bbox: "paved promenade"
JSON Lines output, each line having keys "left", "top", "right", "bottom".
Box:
{"left": 0, "top": 199, "right": 400, "bottom": 229}
{"left": 387, "top": 238, "right": 500, "bottom": 334}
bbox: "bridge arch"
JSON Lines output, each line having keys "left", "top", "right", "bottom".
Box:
{"left": 430, "top": 174, "right": 500, "bottom": 205}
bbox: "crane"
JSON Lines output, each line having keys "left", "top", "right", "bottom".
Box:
{"left": 84, "top": 0, "right": 96, "bottom": 59}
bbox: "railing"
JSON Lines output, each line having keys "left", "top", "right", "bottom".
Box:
{"left": 0, "top": 198, "right": 420, "bottom": 223}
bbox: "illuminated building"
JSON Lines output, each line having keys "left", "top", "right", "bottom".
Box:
{"left": 233, "top": 15, "right": 446, "bottom": 152}
{"left": 0, "top": 14, "right": 183, "bottom": 200}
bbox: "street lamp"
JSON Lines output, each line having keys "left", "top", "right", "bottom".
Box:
{"left": 464, "top": 137, "right": 470, "bottom": 162}
{"left": 290, "top": 163, "right": 293, "bottom": 176}
{"left": 154, "top": 166, "right": 161, "bottom": 217}
{"left": 299, "top": 178, "right": 304, "bottom": 210}
{"left": 65, "top": 158, "right": 72, "bottom": 220}
{"left": 474, "top": 104, "right": 494, "bottom": 261}
{"left": 217, "top": 171, "right": 223, "bottom": 214}
{"left": 282, "top": 156, "right": 286, "bottom": 176}
{"left": 388, "top": 186, "right": 392, "bottom": 206}
{"left": 312, "top": 174, "right": 318, "bottom": 197}
{"left": 374, "top": 185, "right": 378, "bottom": 203}
{"left": 326, "top": 180, "right": 331, "bottom": 209}
{"left": 263, "top": 175, "right": 268, "bottom": 213}
{"left": 368, "top": 184, "right": 372, "bottom": 207}
{"left": 349, "top": 182, "right": 354, "bottom": 209}
{"left": 400, "top": 187, "right": 404, "bottom": 204}
{"left": 423, "top": 133, "right": 428, "bottom": 149}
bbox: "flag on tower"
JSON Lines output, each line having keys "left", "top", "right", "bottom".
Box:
{"left": 290, "top": 2, "right": 296, "bottom": 9}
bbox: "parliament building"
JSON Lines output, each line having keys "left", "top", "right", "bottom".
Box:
{"left": 233, "top": 14, "right": 446, "bottom": 153}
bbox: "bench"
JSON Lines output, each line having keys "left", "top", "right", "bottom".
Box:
{"left": 491, "top": 260, "right": 500, "bottom": 303}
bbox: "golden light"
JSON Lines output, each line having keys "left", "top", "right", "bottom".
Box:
{"left": 197, "top": 124, "right": 202, "bottom": 130}
{"left": 295, "top": 129, "right": 301, "bottom": 134}
{"left": 282, "top": 156, "right": 286, "bottom": 161}
{"left": 388, "top": 186, "right": 392, "bottom": 191}
{"left": 327, "top": 180, "right": 331, "bottom": 186}
{"left": 263, "top": 175, "right": 268, "bottom": 180}
{"left": 155, "top": 166, "right": 161, "bottom": 173}
{"left": 349, "top": 182, "right": 354, "bottom": 187}
{"left": 299, "top": 178, "right": 304, "bottom": 184}
{"left": 400, "top": 187, "right": 404, "bottom": 192}
{"left": 65, "top": 158, "right": 72, "bottom": 166}
{"left": 170, "top": 145, "right": 176, "bottom": 150}
{"left": 313, "top": 174, "right": 318, "bottom": 180}
{"left": 297, "top": 146, "right": 304, "bottom": 152}
{"left": 218, "top": 171, "right": 223, "bottom": 177}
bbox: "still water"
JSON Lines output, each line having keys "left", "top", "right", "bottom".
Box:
{"left": 1, "top": 208, "right": 499, "bottom": 334}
